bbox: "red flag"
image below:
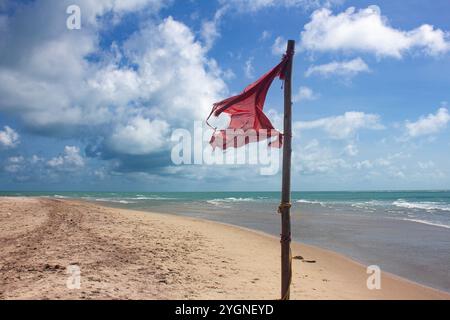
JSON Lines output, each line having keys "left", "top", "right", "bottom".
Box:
{"left": 207, "top": 53, "right": 292, "bottom": 150}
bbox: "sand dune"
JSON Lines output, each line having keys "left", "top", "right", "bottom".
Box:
{"left": 0, "top": 197, "right": 448, "bottom": 300}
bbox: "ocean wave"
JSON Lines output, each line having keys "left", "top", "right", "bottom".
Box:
{"left": 53, "top": 195, "right": 69, "bottom": 199}
{"left": 350, "top": 203, "right": 376, "bottom": 211}
{"left": 128, "top": 196, "right": 174, "bottom": 200}
{"left": 349, "top": 200, "right": 388, "bottom": 211}
{"left": 209, "top": 197, "right": 256, "bottom": 203}
{"left": 206, "top": 197, "right": 256, "bottom": 208}
{"left": 393, "top": 200, "right": 450, "bottom": 212}
{"left": 206, "top": 200, "right": 231, "bottom": 208}
{"left": 402, "top": 219, "right": 450, "bottom": 229}
{"left": 296, "top": 199, "right": 326, "bottom": 207}
{"left": 93, "top": 198, "right": 135, "bottom": 204}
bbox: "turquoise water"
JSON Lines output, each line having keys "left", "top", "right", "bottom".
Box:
{"left": 2, "top": 190, "right": 450, "bottom": 291}
{"left": 2, "top": 190, "right": 449, "bottom": 229}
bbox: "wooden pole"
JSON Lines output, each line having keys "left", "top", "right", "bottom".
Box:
{"left": 280, "top": 39, "right": 295, "bottom": 300}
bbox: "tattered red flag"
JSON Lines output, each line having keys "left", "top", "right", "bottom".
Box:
{"left": 207, "top": 52, "right": 293, "bottom": 150}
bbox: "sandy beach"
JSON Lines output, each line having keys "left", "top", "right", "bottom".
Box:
{"left": 0, "top": 197, "right": 448, "bottom": 300}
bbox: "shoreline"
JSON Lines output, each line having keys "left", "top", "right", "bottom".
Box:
{"left": 154, "top": 208, "right": 449, "bottom": 297}
{"left": 0, "top": 197, "right": 448, "bottom": 300}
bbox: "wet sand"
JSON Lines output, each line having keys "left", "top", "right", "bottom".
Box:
{"left": 0, "top": 197, "right": 448, "bottom": 300}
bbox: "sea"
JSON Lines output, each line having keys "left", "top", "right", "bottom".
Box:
{"left": 1, "top": 190, "right": 449, "bottom": 292}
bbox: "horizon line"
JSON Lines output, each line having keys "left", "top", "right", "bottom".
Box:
{"left": 1, "top": 189, "right": 449, "bottom": 193}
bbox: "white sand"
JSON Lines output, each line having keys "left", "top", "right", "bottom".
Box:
{"left": 0, "top": 197, "right": 448, "bottom": 300}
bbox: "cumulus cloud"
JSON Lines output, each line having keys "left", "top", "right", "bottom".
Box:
{"left": 119, "top": 16, "right": 227, "bottom": 125}
{"left": 0, "top": 126, "right": 20, "bottom": 148}
{"left": 2, "top": 147, "right": 87, "bottom": 182}
{"left": 0, "top": 1, "right": 227, "bottom": 172}
{"left": 301, "top": 6, "right": 450, "bottom": 58}
{"left": 354, "top": 159, "right": 373, "bottom": 170}
{"left": 295, "top": 111, "right": 384, "bottom": 139}
{"left": 305, "top": 58, "right": 370, "bottom": 78}
{"left": 108, "top": 117, "right": 170, "bottom": 155}
{"left": 344, "top": 143, "right": 358, "bottom": 156}
{"left": 47, "top": 146, "right": 85, "bottom": 169}
{"left": 294, "top": 139, "right": 348, "bottom": 174}
{"left": 418, "top": 161, "right": 435, "bottom": 170}
{"left": 293, "top": 86, "right": 318, "bottom": 103}
{"left": 0, "top": 0, "right": 148, "bottom": 129}
{"left": 405, "top": 107, "right": 450, "bottom": 137}
{"left": 4, "top": 156, "right": 25, "bottom": 173}
{"left": 354, "top": 153, "right": 411, "bottom": 182}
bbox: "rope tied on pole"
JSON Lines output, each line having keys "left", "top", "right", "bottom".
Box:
{"left": 277, "top": 202, "right": 292, "bottom": 214}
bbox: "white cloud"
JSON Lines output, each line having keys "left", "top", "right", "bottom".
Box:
{"left": 200, "top": 5, "right": 229, "bottom": 50}
{"left": 0, "top": 1, "right": 227, "bottom": 162}
{"left": 295, "top": 111, "right": 384, "bottom": 139}
{"left": 344, "top": 143, "right": 358, "bottom": 156}
{"left": 294, "top": 139, "right": 348, "bottom": 174}
{"left": 2, "top": 147, "right": 87, "bottom": 179}
{"left": 305, "top": 58, "right": 370, "bottom": 78}
{"left": 4, "top": 156, "right": 24, "bottom": 173}
{"left": 266, "top": 109, "right": 283, "bottom": 131}
{"left": 2, "top": 147, "right": 89, "bottom": 182}
{"left": 355, "top": 152, "right": 410, "bottom": 171}
{"left": 244, "top": 57, "right": 255, "bottom": 78}
{"left": 222, "top": 68, "right": 236, "bottom": 80}
{"left": 301, "top": 6, "right": 450, "bottom": 58}
{"left": 0, "top": 1, "right": 139, "bottom": 128}
{"left": 355, "top": 160, "right": 372, "bottom": 170}
{"left": 114, "top": 16, "right": 227, "bottom": 125}
{"left": 201, "top": 20, "right": 220, "bottom": 50}
{"left": 223, "top": 0, "right": 344, "bottom": 12}
{"left": 106, "top": 0, "right": 166, "bottom": 14}
{"left": 205, "top": 1, "right": 343, "bottom": 51}
{"left": 63, "top": 0, "right": 167, "bottom": 25}
{"left": 261, "top": 30, "right": 271, "bottom": 41}
{"left": 272, "top": 36, "right": 287, "bottom": 55}
{"left": 30, "top": 155, "right": 44, "bottom": 164}
{"left": 108, "top": 116, "right": 170, "bottom": 155}
{"left": 418, "top": 161, "right": 435, "bottom": 169}
{"left": 47, "top": 146, "right": 85, "bottom": 169}
{"left": 0, "top": 126, "right": 20, "bottom": 148}
{"left": 293, "top": 86, "right": 318, "bottom": 102}
{"left": 405, "top": 107, "right": 450, "bottom": 137}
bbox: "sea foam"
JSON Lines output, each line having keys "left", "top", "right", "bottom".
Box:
{"left": 393, "top": 200, "right": 450, "bottom": 212}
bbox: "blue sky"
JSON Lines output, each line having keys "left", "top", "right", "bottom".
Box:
{"left": 0, "top": 0, "right": 449, "bottom": 191}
